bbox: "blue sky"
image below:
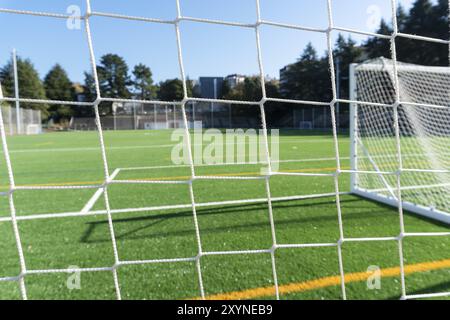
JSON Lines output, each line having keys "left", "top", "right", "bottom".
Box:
{"left": 0, "top": 0, "right": 422, "bottom": 83}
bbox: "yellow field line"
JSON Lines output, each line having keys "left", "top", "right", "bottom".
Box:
{"left": 198, "top": 258, "right": 450, "bottom": 300}
{"left": 1, "top": 166, "right": 347, "bottom": 189}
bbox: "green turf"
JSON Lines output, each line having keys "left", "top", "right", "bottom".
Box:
{"left": 0, "top": 129, "right": 449, "bottom": 300}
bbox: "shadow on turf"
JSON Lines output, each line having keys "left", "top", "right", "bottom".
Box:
{"left": 80, "top": 197, "right": 404, "bottom": 244}
{"left": 387, "top": 281, "right": 450, "bottom": 300}
{"left": 358, "top": 196, "right": 450, "bottom": 230}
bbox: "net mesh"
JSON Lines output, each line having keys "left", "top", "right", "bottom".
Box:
{"left": 354, "top": 58, "right": 450, "bottom": 213}
{"left": 0, "top": 0, "right": 449, "bottom": 301}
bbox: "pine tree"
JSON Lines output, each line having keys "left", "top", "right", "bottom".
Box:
{"left": 83, "top": 71, "right": 97, "bottom": 102}
{"left": 398, "top": 0, "right": 443, "bottom": 65}
{"left": 79, "top": 72, "right": 97, "bottom": 117}
{"left": 97, "top": 54, "right": 132, "bottom": 99}
{"left": 334, "top": 35, "right": 363, "bottom": 99}
{"left": 300, "top": 42, "right": 318, "bottom": 61}
{"left": 432, "top": 0, "right": 449, "bottom": 65}
{"left": 365, "top": 19, "right": 392, "bottom": 59}
{"left": 397, "top": 4, "right": 408, "bottom": 32}
{"left": 44, "top": 64, "right": 74, "bottom": 121}
{"left": 282, "top": 43, "right": 331, "bottom": 102}
{"left": 132, "top": 63, "right": 157, "bottom": 100}
{"left": 82, "top": 54, "right": 132, "bottom": 115}
{"left": 0, "top": 56, "right": 49, "bottom": 118}
{"left": 364, "top": 0, "right": 448, "bottom": 66}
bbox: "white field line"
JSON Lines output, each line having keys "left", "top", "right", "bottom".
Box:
{"left": 80, "top": 168, "right": 120, "bottom": 215}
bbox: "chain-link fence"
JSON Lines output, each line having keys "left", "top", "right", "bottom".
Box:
{"left": 70, "top": 102, "right": 348, "bottom": 131}
{"left": 1, "top": 105, "right": 42, "bottom": 135}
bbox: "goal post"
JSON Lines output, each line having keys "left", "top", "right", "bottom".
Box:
{"left": 349, "top": 58, "right": 450, "bottom": 224}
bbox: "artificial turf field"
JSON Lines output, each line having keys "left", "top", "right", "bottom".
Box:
{"left": 0, "top": 129, "right": 449, "bottom": 300}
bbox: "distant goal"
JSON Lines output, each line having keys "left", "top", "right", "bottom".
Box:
{"left": 350, "top": 58, "right": 450, "bottom": 224}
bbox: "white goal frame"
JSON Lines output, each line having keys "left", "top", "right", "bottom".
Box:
{"left": 349, "top": 62, "right": 450, "bottom": 224}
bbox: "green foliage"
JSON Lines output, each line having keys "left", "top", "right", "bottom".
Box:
{"left": 222, "top": 76, "right": 281, "bottom": 126}
{"left": 44, "top": 64, "right": 74, "bottom": 121}
{"left": 334, "top": 35, "right": 364, "bottom": 100}
{"left": 365, "top": 19, "right": 392, "bottom": 59}
{"left": 366, "top": 0, "right": 449, "bottom": 66}
{"left": 1, "top": 0, "right": 446, "bottom": 125}
{"left": 132, "top": 63, "right": 158, "bottom": 100}
{"left": 281, "top": 43, "right": 331, "bottom": 102}
{"left": 221, "top": 79, "right": 231, "bottom": 99}
{"left": 276, "top": 0, "right": 448, "bottom": 129}
{"left": 158, "top": 78, "right": 193, "bottom": 101}
{"left": 224, "top": 77, "right": 260, "bottom": 101}
{"left": 222, "top": 76, "right": 279, "bottom": 102}
{"left": 82, "top": 71, "right": 97, "bottom": 102}
{"left": 0, "top": 56, "right": 49, "bottom": 119}
{"left": 403, "top": 0, "right": 447, "bottom": 65}
{"left": 82, "top": 54, "right": 133, "bottom": 115}
{"left": 97, "top": 54, "right": 132, "bottom": 99}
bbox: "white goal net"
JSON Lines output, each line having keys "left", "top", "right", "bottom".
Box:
{"left": 350, "top": 58, "right": 450, "bottom": 223}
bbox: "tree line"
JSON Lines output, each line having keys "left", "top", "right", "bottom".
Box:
{"left": 0, "top": 53, "right": 193, "bottom": 121}
{"left": 265, "top": 0, "right": 449, "bottom": 127}
{"left": 0, "top": 0, "right": 446, "bottom": 126}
